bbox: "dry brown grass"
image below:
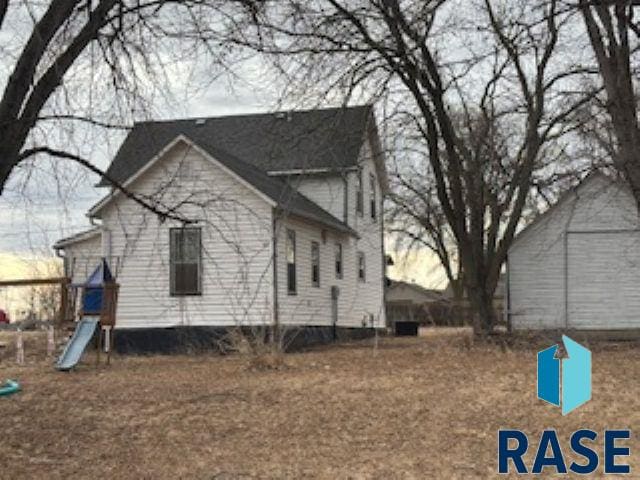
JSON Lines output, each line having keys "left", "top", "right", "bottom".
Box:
{"left": 0, "top": 328, "right": 638, "bottom": 479}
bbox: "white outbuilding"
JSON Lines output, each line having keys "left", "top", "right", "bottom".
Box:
{"left": 506, "top": 172, "right": 640, "bottom": 331}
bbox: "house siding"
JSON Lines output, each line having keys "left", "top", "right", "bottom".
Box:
{"left": 508, "top": 174, "right": 640, "bottom": 330}
{"left": 276, "top": 132, "right": 386, "bottom": 328}
{"left": 99, "top": 142, "right": 274, "bottom": 329}
{"left": 58, "top": 126, "right": 386, "bottom": 332}
{"left": 350, "top": 135, "right": 386, "bottom": 328}
{"left": 295, "top": 174, "right": 346, "bottom": 222}
{"left": 62, "top": 233, "right": 103, "bottom": 284}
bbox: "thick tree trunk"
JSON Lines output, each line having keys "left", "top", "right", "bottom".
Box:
{"left": 0, "top": 147, "right": 17, "bottom": 195}
{"left": 609, "top": 117, "right": 640, "bottom": 210}
{"left": 0, "top": 135, "right": 22, "bottom": 195}
{"left": 467, "top": 285, "right": 497, "bottom": 337}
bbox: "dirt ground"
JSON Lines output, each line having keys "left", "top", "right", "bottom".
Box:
{"left": 0, "top": 328, "right": 638, "bottom": 479}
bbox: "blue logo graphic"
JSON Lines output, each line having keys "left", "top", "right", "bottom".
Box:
{"left": 537, "top": 335, "right": 591, "bottom": 415}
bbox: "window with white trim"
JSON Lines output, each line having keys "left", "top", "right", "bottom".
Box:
{"left": 287, "top": 229, "right": 297, "bottom": 294}
{"left": 357, "top": 251, "right": 366, "bottom": 282}
{"left": 311, "top": 241, "right": 320, "bottom": 287}
{"left": 170, "top": 228, "right": 202, "bottom": 296}
{"left": 369, "top": 173, "right": 377, "bottom": 221}
{"left": 356, "top": 168, "right": 364, "bottom": 216}
{"left": 335, "top": 242, "right": 343, "bottom": 279}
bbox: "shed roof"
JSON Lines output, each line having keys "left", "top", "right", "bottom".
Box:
{"left": 509, "top": 171, "right": 617, "bottom": 251}
{"left": 53, "top": 227, "right": 101, "bottom": 249}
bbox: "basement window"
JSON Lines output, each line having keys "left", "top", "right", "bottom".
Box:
{"left": 311, "top": 241, "right": 320, "bottom": 287}
{"left": 170, "top": 227, "right": 202, "bottom": 296}
{"left": 357, "top": 251, "right": 366, "bottom": 282}
{"left": 287, "top": 229, "right": 297, "bottom": 295}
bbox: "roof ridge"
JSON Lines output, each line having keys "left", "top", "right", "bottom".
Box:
{"left": 132, "top": 104, "right": 373, "bottom": 126}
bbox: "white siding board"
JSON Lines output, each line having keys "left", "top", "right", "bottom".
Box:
{"left": 276, "top": 132, "right": 385, "bottom": 328}
{"left": 295, "top": 175, "right": 346, "bottom": 222}
{"left": 568, "top": 232, "right": 640, "bottom": 328}
{"left": 100, "top": 142, "right": 274, "bottom": 329}
{"left": 59, "top": 131, "right": 386, "bottom": 331}
{"left": 63, "top": 233, "right": 103, "bottom": 284}
{"left": 509, "top": 174, "right": 640, "bottom": 330}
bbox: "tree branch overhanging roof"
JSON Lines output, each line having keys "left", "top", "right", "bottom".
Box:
{"left": 99, "top": 105, "right": 375, "bottom": 188}
{"left": 90, "top": 134, "right": 358, "bottom": 236}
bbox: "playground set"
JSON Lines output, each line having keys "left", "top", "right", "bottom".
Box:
{"left": 56, "top": 259, "right": 119, "bottom": 370}
{"left": 0, "top": 258, "right": 119, "bottom": 379}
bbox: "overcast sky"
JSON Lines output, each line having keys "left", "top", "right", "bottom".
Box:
{"left": 0, "top": 63, "right": 279, "bottom": 256}
{"left": 0, "top": 51, "right": 445, "bottom": 287}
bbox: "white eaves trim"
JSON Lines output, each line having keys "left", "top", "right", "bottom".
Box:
{"left": 53, "top": 226, "right": 101, "bottom": 249}
{"left": 267, "top": 167, "right": 357, "bottom": 176}
{"left": 87, "top": 134, "right": 277, "bottom": 218}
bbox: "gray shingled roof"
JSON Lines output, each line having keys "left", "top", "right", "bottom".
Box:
{"left": 181, "top": 138, "right": 357, "bottom": 235}
{"left": 99, "top": 105, "right": 372, "bottom": 187}
{"left": 95, "top": 105, "right": 374, "bottom": 235}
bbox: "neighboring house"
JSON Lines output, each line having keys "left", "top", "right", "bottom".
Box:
{"left": 54, "top": 105, "right": 387, "bottom": 348}
{"left": 437, "top": 276, "right": 505, "bottom": 327}
{"left": 506, "top": 172, "right": 640, "bottom": 331}
{"left": 385, "top": 279, "right": 443, "bottom": 334}
{"left": 442, "top": 275, "right": 505, "bottom": 311}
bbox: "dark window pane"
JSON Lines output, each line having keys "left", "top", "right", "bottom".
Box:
{"left": 288, "top": 263, "right": 297, "bottom": 293}
{"left": 183, "top": 230, "right": 200, "bottom": 261}
{"left": 175, "top": 263, "right": 199, "bottom": 294}
{"left": 311, "top": 241, "right": 320, "bottom": 287}
{"left": 370, "top": 174, "right": 377, "bottom": 221}
{"left": 287, "top": 230, "right": 296, "bottom": 293}
{"left": 170, "top": 227, "right": 202, "bottom": 296}
{"left": 358, "top": 251, "right": 366, "bottom": 282}
{"left": 286, "top": 229, "right": 296, "bottom": 264}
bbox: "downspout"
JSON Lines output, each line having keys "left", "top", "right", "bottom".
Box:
{"left": 272, "top": 211, "right": 279, "bottom": 337}
{"left": 505, "top": 255, "right": 511, "bottom": 332}
{"left": 380, "top": 192, "right": 386, "bottom": 330}
{"left": 342, "top": 172, "right": 349, "bottom": 225}
{"left": 54, "top": 246, "right": 68, "bottom": 279}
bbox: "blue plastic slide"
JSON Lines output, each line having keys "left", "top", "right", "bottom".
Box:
{"left": 56, "top": 318, "right": 99, "bottom": 371}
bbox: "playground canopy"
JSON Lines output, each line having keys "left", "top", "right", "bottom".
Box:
{"left": 79, "top": 259, "right": 114, "bottom": 315}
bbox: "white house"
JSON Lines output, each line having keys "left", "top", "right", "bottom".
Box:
{"left": 54, "top": 105, "right": 387, "bottom": 349}
{"left": 506, "top": 172, "right": 640, "bottom": 331}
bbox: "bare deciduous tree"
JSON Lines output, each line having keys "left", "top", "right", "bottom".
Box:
{"left": 0, "top": 0, "right": 255, "bottom": 221}
{"left": 578, "top": 0, "right": 640, "bottom": 205}
{"left": 230, "top": 0, "right": 593, "bottom": 334}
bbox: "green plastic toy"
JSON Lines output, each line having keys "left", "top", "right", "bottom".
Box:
{"left": 0, "top": 379, "right": 20, "bottom": 397}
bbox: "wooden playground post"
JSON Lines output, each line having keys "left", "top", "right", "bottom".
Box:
{"left": 16, "top": 329, "right": 24, "bottom": 365}
{"left": 97, "top": 281, "right": 119, "bottom": 366}
{"left": 58, "top": 278, "right": 70, "bottom": 325}
{"left": 47, "top": 326, "right": 55, "bottom": 358}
